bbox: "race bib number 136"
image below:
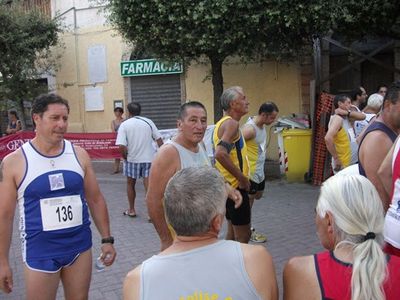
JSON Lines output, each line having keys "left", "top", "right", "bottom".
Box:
{"left": 40, "top": 195, "right": 83, "bottom": 231}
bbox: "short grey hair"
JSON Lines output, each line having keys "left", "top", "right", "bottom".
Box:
{"left": 367, "top": 93, "right": 384, "bottom": 110}
{"left": 164, "top": 166, "right": 226, "bottom": 236}
{"left": 220, "top": 86, "right": 243, "bottom": 111}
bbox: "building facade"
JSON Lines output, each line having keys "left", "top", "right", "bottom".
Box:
{"left": 45, "top": 0, "right": 311, "bottom": 160}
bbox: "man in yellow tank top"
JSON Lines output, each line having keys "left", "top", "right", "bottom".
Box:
{"left": 325, "top": 94, "right": 359, "bottom": 173}
{"left": 213, "top": 86, "right": 251, "bottom": 243}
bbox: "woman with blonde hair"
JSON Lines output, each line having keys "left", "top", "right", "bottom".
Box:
{"left": 283, "top": 175, "right": 400, "bottom": 300}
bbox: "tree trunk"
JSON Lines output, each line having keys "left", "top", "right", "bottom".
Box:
{"left": 210, "top": 57, "right": 224, "bottom": 123}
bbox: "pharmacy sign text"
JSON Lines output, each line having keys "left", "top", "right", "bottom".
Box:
{"left": 120, "top": 59, "right": 183, "bottom": 77}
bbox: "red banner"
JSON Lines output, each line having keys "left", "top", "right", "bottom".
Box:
{"left": 0, "top": 131, "right": 121, "bottom": 160}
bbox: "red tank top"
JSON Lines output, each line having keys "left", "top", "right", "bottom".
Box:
{"left": 314, "top": 251, "right": 400, "bottom": 299}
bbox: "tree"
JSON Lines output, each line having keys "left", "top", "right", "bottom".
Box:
{"left": 0, "top": 1, "right": 62, "bottom": 118}
{"left": 107, "top": 0, "right": 400, "bottom": 121}
{"left": 108, "top": 0, "right": 273, "bottom": 121}
{"left": 257, "top": 1, "right": 400, "bottom": 51}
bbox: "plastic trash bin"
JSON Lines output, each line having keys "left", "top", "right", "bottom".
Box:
{"left": 281, "top": 129, "right": 312, "bottom": 182}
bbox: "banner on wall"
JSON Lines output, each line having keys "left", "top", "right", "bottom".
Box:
{"left": 0, "top": 126, "right": 216, "bottom": 160}
{"left": 0, "top": 131, "right": 120, "bottom": 160}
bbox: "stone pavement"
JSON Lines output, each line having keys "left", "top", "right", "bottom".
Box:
{"left": 4, "top": 160, "right": 322, "bottom": 300}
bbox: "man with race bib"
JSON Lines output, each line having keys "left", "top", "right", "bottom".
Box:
{"left": 0, "top": 94, "right": 116, "bottom": 299}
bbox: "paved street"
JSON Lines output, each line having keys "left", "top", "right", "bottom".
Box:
{"left": 5, "top": 160, "right": 322, "bottom": 300}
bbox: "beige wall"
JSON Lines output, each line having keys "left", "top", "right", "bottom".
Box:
{"left": 55, "top": 29, "right": 303, "bottom": 160}
{"left": 185, "top": 59, "right": 302, "bottom": 160}
{"left": 54, "top": 33, "right": 81, "bottom": 131}
{"left": 55, "top": 26, "right": 126, "bottom": 133}
{"left": 51, "top": 2, "right": 304, "bottom": 161}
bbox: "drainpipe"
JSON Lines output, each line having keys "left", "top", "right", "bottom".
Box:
{"left": 312, "top": 35, "right": 321, "bottom": 94}
{"left": 73, "top": 8, "right": 86, "bottom": 132}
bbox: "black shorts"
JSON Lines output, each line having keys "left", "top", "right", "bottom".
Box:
{"left": 225, "top": 189, "right": 250, "bottom": 226}
{"left": 249, "top": 179, "right": 265, "bottom": 195}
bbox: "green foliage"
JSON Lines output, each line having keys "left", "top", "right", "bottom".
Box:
{"left": 336, "top": 1, "right": 400, "bottom": 40}
{"left": 257, "top": 0, "right": 399, "bottom": 58}
{"left": 108, "top": 0, "right": 268, "bottom": 63}
{"left": 108, "top": 0, "right": 399, "bottom": 62}
{"left": 0, "top": 2, "right": 62, "bottom": 110}
{"left": 107, "top": 0, "right": 399, "bottom": 119}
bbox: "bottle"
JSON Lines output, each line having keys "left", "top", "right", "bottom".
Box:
{"left": 95, "top": 253, "right": 111, "bottom": 272}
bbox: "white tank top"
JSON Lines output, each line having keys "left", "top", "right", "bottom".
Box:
{"left": 18, "top": 140, "right": 91, "bottom": 261}
{"left": 245, "top": 117, "right": 267, "bottom": 183}
{"left": 166, "top": 140, "right": 210, "bottom": 169}
{"left": 343, "top": 118, "right": 359, "bottom": 165}
{"left": 139, "top": 240, "right": 262, "bottom": 300}
{"left": 354, "top": 113, "right": 375, "bottom": 137}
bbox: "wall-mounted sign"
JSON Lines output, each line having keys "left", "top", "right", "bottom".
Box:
{"left": 114, "top": 100, "right": 123, "bottom": 109}
{"left": 84, "top": 86, "right": 104, "bottom": 111}
{"left": 88, "top": 44, "right": 107, "bottom": 84}
{"left": 120, "top": 59, "right": 183, "bottom": 77}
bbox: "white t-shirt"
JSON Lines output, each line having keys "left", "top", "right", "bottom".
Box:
{"left": 354, "top": 113, "right": 375, "bottom": 137}
{"left": 116, "top": 116, "right": 162, "bottom": 163}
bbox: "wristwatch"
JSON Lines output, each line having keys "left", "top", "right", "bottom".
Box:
{"left": 101, "top": 236, "right": 114, "bottom": 244}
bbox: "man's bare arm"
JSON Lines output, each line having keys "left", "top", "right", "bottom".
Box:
{"left": 215, "top": 119, "right": 249, "bottom": 191}
{"left": 156, "top": 137, "right": 163, "bottom": 148}
{"left": 325, "top": 116, "right": 343, "bottom": 170}
{"left": 335, "top": 107, "right": 365, "bottom": 121}
{"left": 360, "top": 132, "right": 393, "bottom": 211}
{"left": 283, "top": 256, "right": 318, "bottom": 300}
{"left": 119, "top": 145, "right": 128, "bottom": 160}
{"left": 0, "top": 152, "right": 21, "bottom": 294}
{"left": 75, "top": 146, "right": 116, "bottom": 266}
{"left": 349, "top": 111, "right": 366, "bottom": 121}
{"left": 146, "top": 145, "right": 179, "bottom": 251}
{"left": 241, "top": 124, "right": 256, "bottom": 141}
{"left": 242, "top": 244, "right": 278, "bottom": 300}
{"left": 378, "top": 140, "right": 396, "bottom": 198}
{"left": 123, "top": 266, "right": 141, "bottom": 300}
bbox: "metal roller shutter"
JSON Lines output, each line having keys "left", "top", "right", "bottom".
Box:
{"left": 130, "top": 74, "right": 181, "bottom": 129}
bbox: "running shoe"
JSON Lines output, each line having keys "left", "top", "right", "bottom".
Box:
{"left": 250, "top": 228, "right": 267, "bottom": 243}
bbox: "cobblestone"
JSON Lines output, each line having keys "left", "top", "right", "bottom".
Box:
{"left": 3, "top": 160, "right": 322, "bottom": 299}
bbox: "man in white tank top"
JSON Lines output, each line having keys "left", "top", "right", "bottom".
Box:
{"left": 125, "top": 166, "right": 278, "bottom": 300}
{"left": 0, "top": 94, "right": 116, "bottom": 299}
{"left": 242, "top": 102, "right": 279, "bottom": 243}
{"left": 147, "top": 102, "right": 241, "bottom": 251}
